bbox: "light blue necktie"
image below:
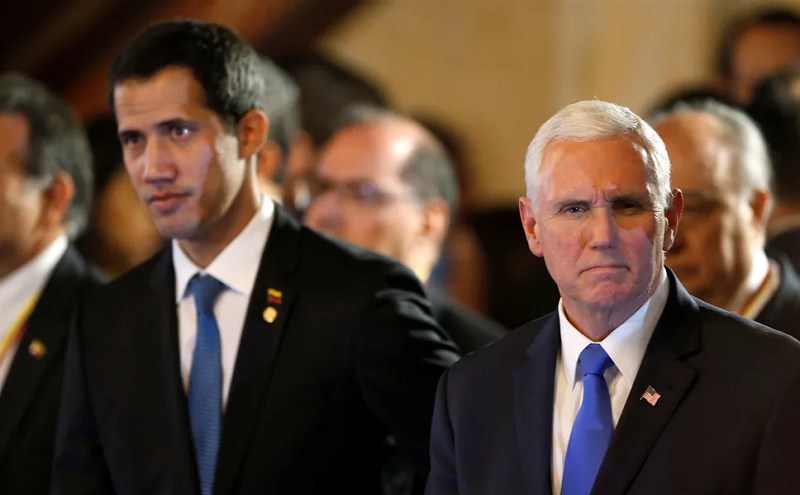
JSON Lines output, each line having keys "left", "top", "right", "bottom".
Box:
{"left": 562, "top": 343, "right": 615, "bottom": 495}
{"left": 188, "top": 274, "right": 226, "bottom": 495}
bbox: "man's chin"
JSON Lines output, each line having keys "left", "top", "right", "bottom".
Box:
{"left": 154, "top": 220, "right": 200, "bottom": 241}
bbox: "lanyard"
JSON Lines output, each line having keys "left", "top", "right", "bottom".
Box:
{"left": 0, "top": 292, "right": 41, "bottom": 363}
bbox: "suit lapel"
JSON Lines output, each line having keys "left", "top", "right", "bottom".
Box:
{"left": 214, "top": 206, "right": 300, "bottom": 495}
{"left": 591, "top": 270, "right": 700, "bottom": 495}
{"left": 0, "top": 248, "right": 84, "bottom": 461}
{"left": 512, "top": 315, "right": 560, "bottom": 495}
{"left": 147, "top": 248, "right": 200, "bottom": 493}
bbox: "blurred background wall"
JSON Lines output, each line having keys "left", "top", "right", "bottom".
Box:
{"left": 321, "top": 0, "right": 800, "bottom": 207}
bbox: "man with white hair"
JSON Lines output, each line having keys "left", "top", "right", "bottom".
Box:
{"left": 653, "top": 101, "right": 800, "bottom": 338}
{"left": 425, "top": 100, "right": 800, "bottom": 495}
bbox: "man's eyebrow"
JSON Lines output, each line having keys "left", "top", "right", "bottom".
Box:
{"left": 117, "top": 128, "right": 142, "bottom": 140}
{"left": 552, "top": 198, "right": 591, "bottom": 210}
{"left": 607, "top": 193, "right": 649, "bottom": 202}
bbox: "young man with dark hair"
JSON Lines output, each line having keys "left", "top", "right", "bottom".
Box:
{"left": 52, "top": 20, "right": 458, "bottom": 495}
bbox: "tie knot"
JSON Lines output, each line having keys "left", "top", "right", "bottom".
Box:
{"left": 579, "top": 343, "right": 614, "bottom": 377}
{"left": 190, "top": 274, "right": 226, "bottom": 315}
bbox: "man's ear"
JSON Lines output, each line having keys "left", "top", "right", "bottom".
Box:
{"left": 420, "top": 198, "right": 450, "bottom": 248}
{"left": 663, "top": 188, "right": 683, "bottom": 251}
{"left": 236, "top": 109, "right": 269, "bottom": 160}
{"left": 749, "top": 189, "right": 772, "bottom": 229}
{"left": 519, "top": 196, "right": 544, "bottom": 257}
{"left": 42, "top": 171, "right": 75, "bottom": 230}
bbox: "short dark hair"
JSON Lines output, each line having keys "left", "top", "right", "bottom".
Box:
{"left": 748, "top": 67, "right": 800, "bottom": 204}
{"left": 259, "top": 57, "right": 300, "bottom": 183}
{"left": 108, "top": 19, "right": 267, "bottom": 126}
{"left": 336, "top": 105, "right": 459, "bottom": 217}
{"left": 717, "top": 7, "right": 800, "bottom": 79}
{"left": 0, "top": 72, "right": 93, "bottom": 239}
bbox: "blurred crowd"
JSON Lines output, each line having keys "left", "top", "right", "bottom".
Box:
{"left": 4, "top": 4, "right": 800, "bottom": 495}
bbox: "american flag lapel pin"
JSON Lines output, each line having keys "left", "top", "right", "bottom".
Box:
{"left": 640, "top": 385, "right": 661, "bottom": 406}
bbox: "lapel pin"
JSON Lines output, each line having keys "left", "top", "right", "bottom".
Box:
{"left": 28, "top": 339, "right": 46, "bottom": 360}
{"left": 267, "top": 288, "right": 283, "bottom": 305}
{"left": 263, "top": 306, "right": 278, "bottom": 323}
{"left": 640, "top": 385, "right": 661, "bottom": 406}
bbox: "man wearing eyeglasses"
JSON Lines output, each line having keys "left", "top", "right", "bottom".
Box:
{"left": 304, "top": 106, "right": 507, "bottom": 355}
{"left": 653, "top": 100, "right": 800, "bottom": 337}
{"left": 304, "top": 106, "right": 506, "bottom": 495}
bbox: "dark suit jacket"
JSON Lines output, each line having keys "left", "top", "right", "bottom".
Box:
{"left": 767, "top": 226, "right": 800, "bottom": 274}
{"left": 427, "top": 290, "right": 508, "bottom": 355}
{"left": 382, "top": 290, "right": 507, "bottom": 495}
{"left": 755, "top": 254, "right": 800, "bottom": 340}
{"left": 52, "top": 206, "right": 460, "bottom": 495}
{"left": 426, "top": 270, "right": 800, "bottom": 495}
{"left": 0, "top": 247, "right": 99, "bottom": 494}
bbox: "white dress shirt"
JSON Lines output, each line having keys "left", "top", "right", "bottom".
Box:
{"left": 173, "top": 198, "right": 275, "bottom": 409}
{"left": 551, "top": 268, "right": 669, "bottom": 494}
{"left": 0, "top": 235, "right": 68, "bottom": 390}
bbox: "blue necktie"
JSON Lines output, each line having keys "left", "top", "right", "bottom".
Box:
{"left": 188, "top": 274, "right": 226, "bottom": 495}
{"left": 562, "top": 344, "right": 615, "bottom": 495}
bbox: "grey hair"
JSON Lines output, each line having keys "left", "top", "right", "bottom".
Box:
{"left": 524, "top": 100, "right": 672, "bottom": 211}
{"left": 650, "top": 99, "right": 773, "bottom": 201}
{"left": 0, "top": 72, "right": 93, "bottom": 239}
{"left": 259, "top": 57, "right": 301, "bottom": 184}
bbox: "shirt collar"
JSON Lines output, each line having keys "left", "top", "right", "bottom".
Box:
{"left": 558, "top": 267, "right": 669, "bottom": 390}
{"left": 173, "top": 197, "right": 275, "bottom": 302}
{"left": 724, "top": 249, "right": 769, "bottom": 314}
{"left": 0, "top": 235, "right": 69, "bottom": 305}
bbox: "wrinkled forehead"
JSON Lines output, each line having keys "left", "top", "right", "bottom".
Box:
{"left": 319, "top": 124, "right": 417, "bottom": 182}
{"left": 538, "top": 137, "right": 654, "bottom": 202}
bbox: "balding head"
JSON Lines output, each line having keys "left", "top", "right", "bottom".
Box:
{"left": 304, "top": 108, "right": 458, "bottom": 280}
{"left": 653, "top": 102, "right": 773, "bottom": 309}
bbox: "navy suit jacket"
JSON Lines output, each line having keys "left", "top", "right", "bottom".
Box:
{"left": 426, "top": 270, "right": 800, "bottom": 495}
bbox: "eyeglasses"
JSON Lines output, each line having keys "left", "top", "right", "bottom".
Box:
{"left": 679, "top": 192, "right": 730, "bottom": 217}
{"left": 306, "top": 176, "right": 417, "bottom": 207}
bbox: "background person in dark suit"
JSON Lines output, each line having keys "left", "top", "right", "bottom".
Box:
{"left": 425, "top": 100, "right": 800, "bottom": 495}
{"left": 302, "top": 106, "right": 507, "bottom": 495}
{"left": 652, "top": 100, "right": 800, "bottom": 338}
{"left": 52, "top": 20, "right": 460, "bottom": 495}
{"left": 0, "top": 73, "right": 99, "bottom": 494}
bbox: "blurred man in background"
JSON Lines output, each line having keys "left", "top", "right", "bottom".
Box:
{"left": 254, "top": 57, "right": 306, "bottom": 205}
{"left": 305, "top": 106, "right": 508, "bottom": 354}
{"left": 716, "top": 7, "right": 800, "bottom": 106}
{"left": 305, "top": 105, "right": 506, "bottom": 495}
{"left": 653, "top": 101, "right": 800, "bottom": 337}
{"left": 0, "top": 72, "right": 99, "bottom": 494}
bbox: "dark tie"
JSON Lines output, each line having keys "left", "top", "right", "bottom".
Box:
{"left": 188, "top": 274, "right": 226, "bottom": 495}
{"left": 562, "top": 343, "right": 615, "bottom": 495}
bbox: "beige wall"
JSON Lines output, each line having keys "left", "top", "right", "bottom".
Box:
{"left": 321, "top": 0, "right": 800, "bottom": 207}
